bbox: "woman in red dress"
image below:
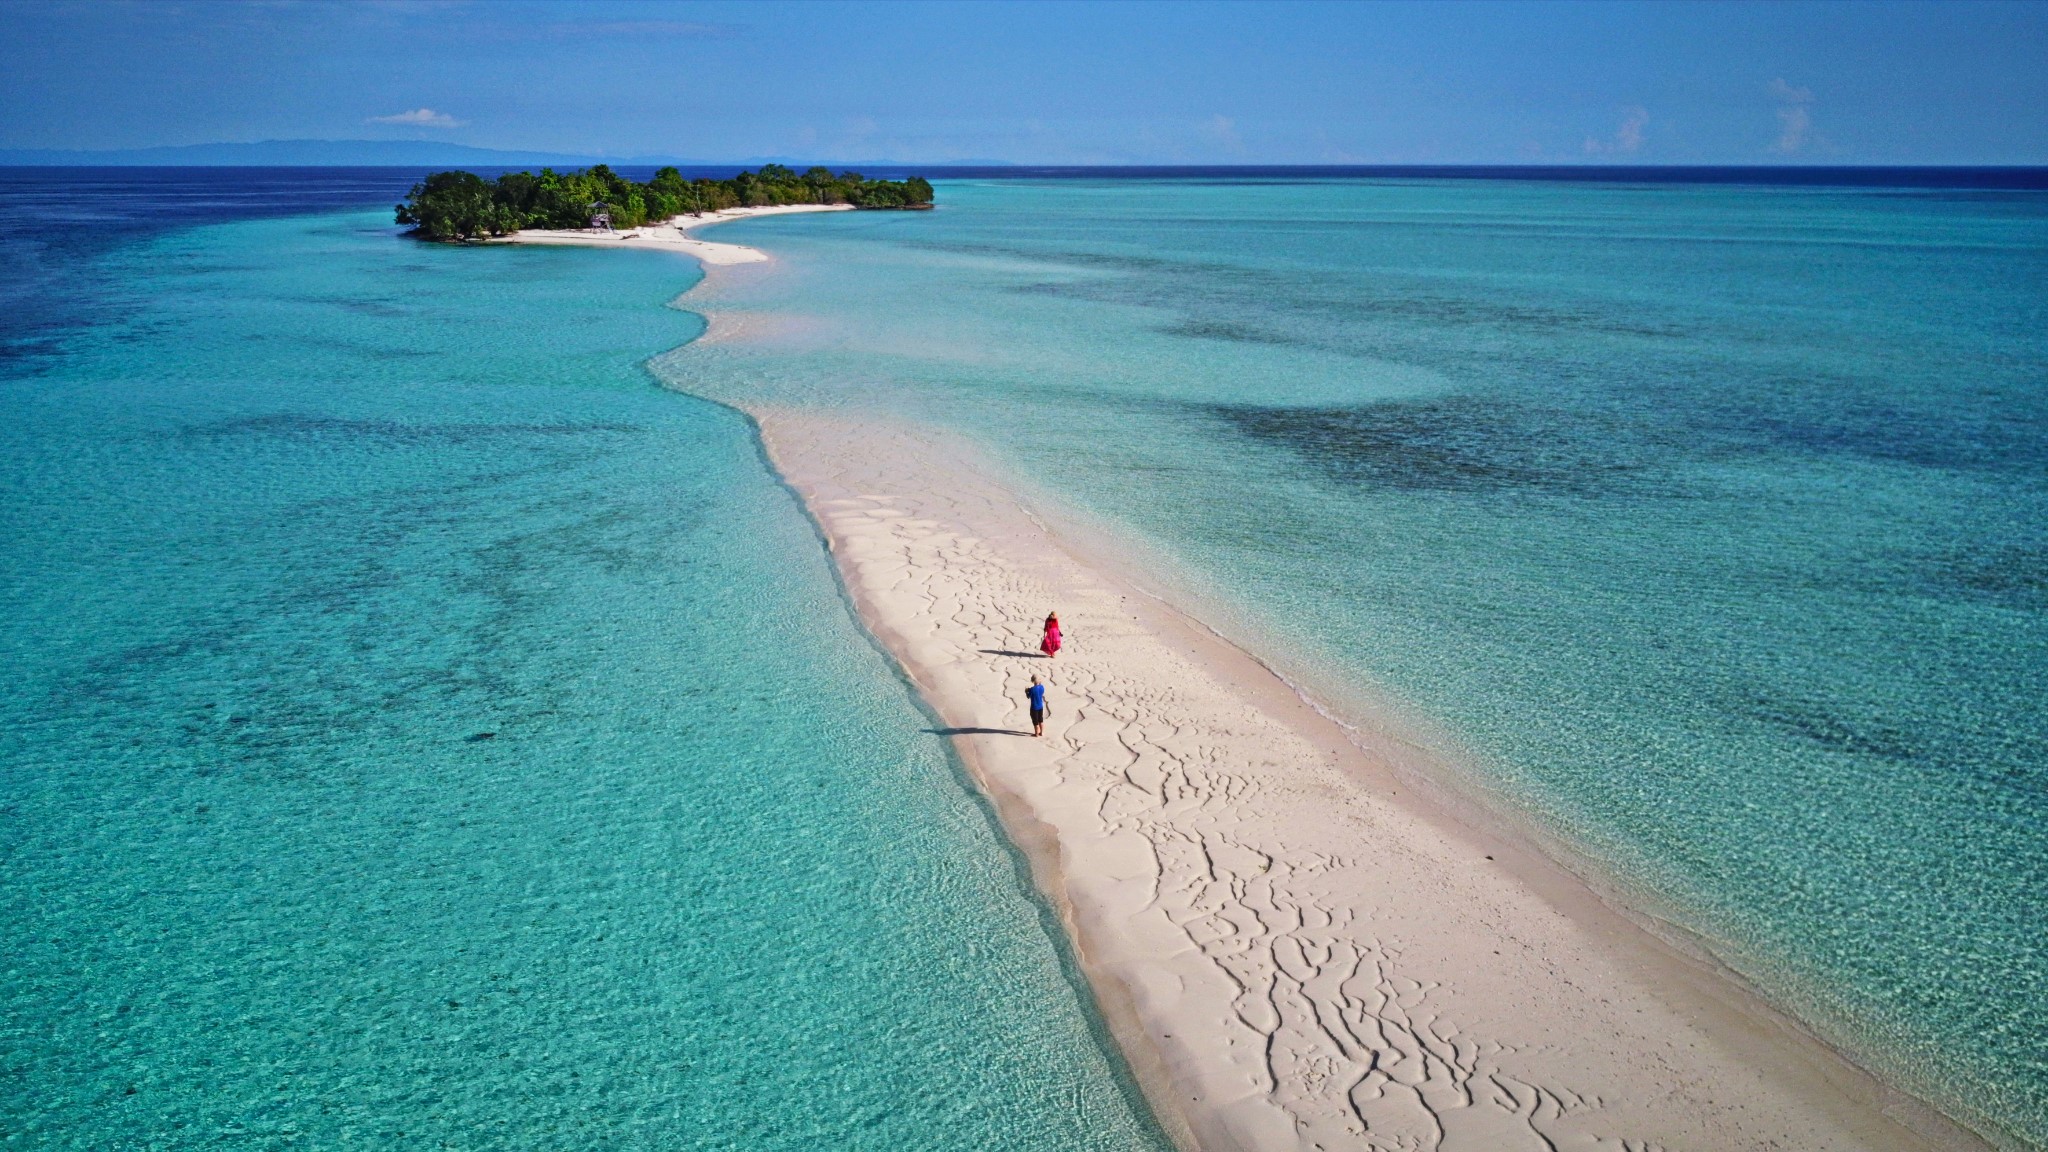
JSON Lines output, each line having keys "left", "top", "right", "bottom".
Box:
{"left": 1040, "top": 611, "right": 1062, "bottom": 659}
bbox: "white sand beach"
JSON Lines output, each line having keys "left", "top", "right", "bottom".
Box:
{"left": 742, "top": 408, "right": 1982, "bottom": 1152}
{"left": 495, "top": 203, "right": 853, "bottom": 263}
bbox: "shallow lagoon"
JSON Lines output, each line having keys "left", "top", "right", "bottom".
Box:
{"left": 0, "top": 194, "right": 1168, "bottom": 1150}
{"left": 681, "top": 178, "right": 2048, "bottom": 1146}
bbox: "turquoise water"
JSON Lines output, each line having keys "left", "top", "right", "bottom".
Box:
{"left": 0, "top": 198, "right": 1170, "bottom": 1149}
{"left": 669, "top": 179, "right": 2048, "bottom": 1147}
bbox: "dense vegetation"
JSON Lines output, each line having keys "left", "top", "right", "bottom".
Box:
{"left": 395, "top": 164, "right": 934, "bottom": 241}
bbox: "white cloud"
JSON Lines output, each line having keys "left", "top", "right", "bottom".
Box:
{"left": 1583, "top": 106, "right": 1649, "bottom": 155}
{"left": 1769, "top": 79, "right": 1815, "bottom": 153}
{"left": 367, "top": 108, "right": 463, "bottom": 128}
{"left": 1774, "top": 105, "right": 1812, "bottom": 153}
{"left": 446, "top": 17, "right": 743, "bottom": 42}
{"left": 1206, "top": 114, "right": 1244, "bottom": 154}
{"left": 1768, "top": 78, "right": 1814, "bottom": 104}
{"left": 562, "top": 20, "right": 738, "bottom": 38}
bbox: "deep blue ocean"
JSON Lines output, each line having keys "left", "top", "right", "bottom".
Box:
{"left": 0, "top": 169, "right": 1169, "bottom": 1150}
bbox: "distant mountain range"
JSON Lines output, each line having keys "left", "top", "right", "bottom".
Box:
{"left": 0, "top": 139, "right": 1015, "bottom": 170}
{"left": 0, "top": 139, "right": 658, "bottom": 167}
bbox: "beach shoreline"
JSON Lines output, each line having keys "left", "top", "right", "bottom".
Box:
{"left": 729, "top": 404, "right": 1988, "bottom": 1152}
{"left": 592, "top": 210, "right": 2008, "bottom": 1149}
{"left": 492, "top": 203, "right": 853, "bottom": 263}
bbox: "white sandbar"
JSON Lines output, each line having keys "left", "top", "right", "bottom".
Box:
{"left": 533, "top": 209, "right": 1987, "bottom": 1150}
{"left": 495, "top": 203, "right": 853, "bottom": 264}
{"left": 744, "top": 408, "right": 1980, "bottom": 1152}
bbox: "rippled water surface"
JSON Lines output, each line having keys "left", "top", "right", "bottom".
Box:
{"left": 671, "top": 178, "right": 2048, "bottom": 1146}
{"left": 0, "top": 175, "right": 1169, "bottom": 1150}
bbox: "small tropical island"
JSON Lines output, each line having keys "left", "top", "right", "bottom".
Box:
{"left": 395, "top": 163, "right": 934, "bottom": 241}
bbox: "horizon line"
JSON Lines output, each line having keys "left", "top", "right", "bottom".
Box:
{"left": 6, "top": 161, "right": 2048, "bottom": 170}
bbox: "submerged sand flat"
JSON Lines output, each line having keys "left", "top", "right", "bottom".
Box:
{"left": 747, "top": 408, "right": 1978, "bottom": 1152}
{"left": 496, "top": 203, "right": 854, "bottom": 263}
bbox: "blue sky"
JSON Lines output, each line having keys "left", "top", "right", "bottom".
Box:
{"left": 4, "top": 0, "right": 2044, "bottom": 164}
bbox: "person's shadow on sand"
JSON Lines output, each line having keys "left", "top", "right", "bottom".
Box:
{"left": 979, "top": 648, "right": 1046, "bottom": 659}
{"left": 926, "top": 726, "right": 1035, "bottom": 738}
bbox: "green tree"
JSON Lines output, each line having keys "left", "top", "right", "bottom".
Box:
{"left": 394, "top": 170, "right": 517, "bottom": 240}
{"left": 396, "top": 165, "right": 936, "bottom": 241}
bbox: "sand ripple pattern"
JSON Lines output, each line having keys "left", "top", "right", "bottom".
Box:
{"left": 754, "top": 410, "right": 1963, "bottom": 1152}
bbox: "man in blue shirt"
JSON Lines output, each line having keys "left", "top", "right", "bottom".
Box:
{"left": 1024, "top": 676, "right": 1049, "bottom": 737}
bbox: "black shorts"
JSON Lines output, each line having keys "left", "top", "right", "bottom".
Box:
{"left": 1030, "top": 707, "right": 1045, "bottom": 725}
